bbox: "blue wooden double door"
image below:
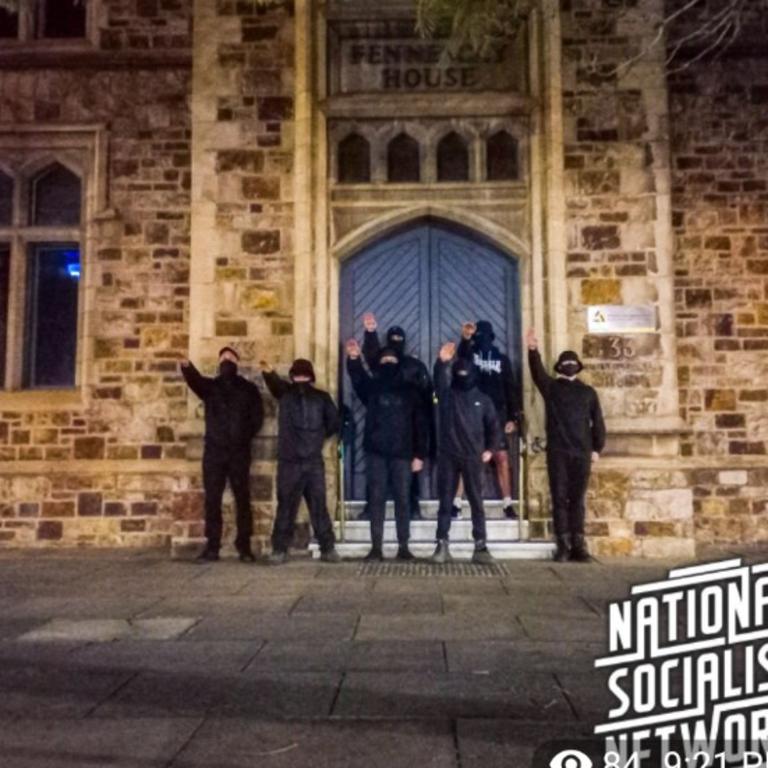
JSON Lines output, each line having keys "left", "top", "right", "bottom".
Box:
{"left": 340, "top": 220, "right": 521, "bottom": 501}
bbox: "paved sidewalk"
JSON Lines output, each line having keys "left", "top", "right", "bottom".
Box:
{"left": 0, "top": 548, "right": 723, "bottom": 767}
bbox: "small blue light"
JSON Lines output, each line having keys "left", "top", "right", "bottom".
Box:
{"left": 67, "top": 264, "right": 81, "bottom": 278}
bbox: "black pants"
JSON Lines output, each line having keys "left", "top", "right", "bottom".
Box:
{"left": 436, "top": 453, "right": 487, "bottom": 542}
{"left": 202, "top": 446, "right": 252, "bottom": 552}
{"left": 546, "top": 451, "right": 592, "bottom": 536}
{"left": 367, "top": 453, "right": 411, "bottom": 548}
{"left": 272, "top": 459, "right": 335, "bottom": 554}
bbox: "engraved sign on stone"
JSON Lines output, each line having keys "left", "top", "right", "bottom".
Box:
{"left": 329, "top": 21, "right": 522, "bottom": 95}
{"left": 587, "top": 305, "right": 657, "bottom": 334}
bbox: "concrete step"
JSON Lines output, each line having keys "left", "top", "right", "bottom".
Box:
{"left": 331, "top": 519, "right": 529, "bottom": 543}
{"left": 309, "top": 540, "right": 555, "bottom": 560}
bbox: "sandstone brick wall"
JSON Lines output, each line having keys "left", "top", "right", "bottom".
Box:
{"left": 0, "top": 1, "right": 194, "bottom": 546}
{"left": 667, "top": 0, "right": 768, "bottom": 546}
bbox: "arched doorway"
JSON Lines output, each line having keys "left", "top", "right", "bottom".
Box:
{"left": 339, "top": 219, "right": 522, "bottom": 502}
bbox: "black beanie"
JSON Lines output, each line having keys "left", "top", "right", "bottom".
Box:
{"left": 289, "top": 358, "right": 315, "bottom": 382}
{"left": 554, "top": 350, "right": 583, "bottom": 375}
{"left": 218, "top": 346, "right": 240, "bottom": 361}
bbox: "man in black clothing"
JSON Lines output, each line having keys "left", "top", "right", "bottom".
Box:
{"left": 261, "top": 358, "right": 341, "bottom": 565}
{"left": 458, "top": 320, "right": 521, "bottom": 519}
{"left": 181, "top": 347, "right": 264, "bottom": 562}
{"left": 346, "top": 339, "right": 427, "bottom": 561}
{"left": 362, "top": 312, "right": 433, "bottom": 520}
{"left": 431, "top": 343, "right": 500, "bottom": 565}
{"left": 526, "top": 328, "right": 606, "bottom": 563}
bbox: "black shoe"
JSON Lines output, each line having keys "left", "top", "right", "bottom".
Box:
{"left": 409, "top": 508, "right": 423, "bottom": 520}
{"left": 431, "top": 540, "right": 451, "bottom": 564}
{"left": 569, "top": 534, "right": 592, "bottom": 563}
{"left": 268, "top": 550, "right": 288, "bottom": 566}
{"left": 396, "top": 545, "right": 415, "bottom": 561}
{"left": 450, "top": 505, "right": 462, "bottom": 519}
{"left": 553, "top": 534, "right": 570, "bottom": 563}
{"left": 357, "top": 508, "right": 372, "bottom": 521}
{"left": 195, "top": 546, "right": 219, "bottom": 562}
{"left": 320, "top": 548, "right": 342, "bottom": 563}
{"left": 503, "top": 504, "right": 518, "bottom": 520}
{"left": 472, "top": 541, "right": 495, "bottom": 565}
{"left": 363, "top": 547, "right": 383, "bottom": 562}
{"left": 238, "top": 550, "right": 256, "bottom": 563}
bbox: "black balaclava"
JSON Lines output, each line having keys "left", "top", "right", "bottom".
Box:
{"left": 386, "top": 326, "right": 406, "bottom": 359}
{"left": 218, "top": 346, "right": 240, "bottom": 379}
{"left": 472, "top": 320, "right": 495, "bottom": 353}
{"left": 289, "top": 358, "right": 316, "bottom": 383}
{"left": 451, "top": 358, "right": 477, "bottom": 392}
{"left": 554, "top": 350, "right": 584, "bottom": 377}
{"left": 376, "top": 346, "right": 401, "bottom": 387}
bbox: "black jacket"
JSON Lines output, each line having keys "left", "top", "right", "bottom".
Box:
{"left": 457, "top": 338, "right": 521, "bottom": 424}
{"left": 263, "top": 371, "right": 339, "bottom": 462}
{"left": 347, "top": 357, "right": 427, "bottom": 461}
{"left": 362, "top": 330, "right": 433, "bottom": 413}
{"left": 182, "top": 362, "right": 264, "bottom": 450}
{"left": 528, "top": 349, "right": 606, "bottom": 457}
{"left": 433, "top": 360, "right": 501, "bottom": 459}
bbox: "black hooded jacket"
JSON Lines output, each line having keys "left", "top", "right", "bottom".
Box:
{"left": 347, "top": 356, "right": 427, "bottom": 461}
{"left": 433, "top": 359, "right": 501, "bottom": 459}
{"left": 528, "top": 349, "right": 606, "bottom": 457}
{"left": 362, "top": 328, "right": 433, "bottom": 413}
{"left": 457, "top": 335, "right": 521, "bottom": 425}
{"left": 182, "top": 362, "right": 264, "bottom": 450}
{"left": 263, "top": 371, "right": 339, "bottom": 463}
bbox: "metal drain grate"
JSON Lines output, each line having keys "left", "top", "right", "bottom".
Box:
{"left": 357, "top": 562, "right": 510, "bottom": 577}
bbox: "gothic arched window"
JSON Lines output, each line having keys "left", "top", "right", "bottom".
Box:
{"left": 338, "top": 133, "right": 371, "bottom": 184}
{"left": 486, "top": 131, "right": 519, "bottom": 181}
{"left": 437, "top": 132, "right": 470, "bottom": 182}
{"left": 31, "top": 163, "right": 82, "bottom": 227}
{"left": 387, "top": 133, "right": 420, "bottom": 183}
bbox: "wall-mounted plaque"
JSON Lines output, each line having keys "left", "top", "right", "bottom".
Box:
{"left": 327, "top": 20, "right": 525, "bottom": 96}
{"left": 587, "top": 305, "right": 658, "bottom": 334}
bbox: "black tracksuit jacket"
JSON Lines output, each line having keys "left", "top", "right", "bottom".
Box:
{"left": 528, "top": 349, "right": 606, "bottom": 457}
{"left": 433, "top": 360, "right": 501, "bottom": 459}
{"left": 457, "top": 338, "right": 521, "bottom": 425}
{"left": 347, "top": 357, "right": 427, "bottom": 461}
{"left": 182, "top": 362, "right": 264, "bottom": 450}
{"left": 263, "top": 371, "right": 339, "bottom": 462}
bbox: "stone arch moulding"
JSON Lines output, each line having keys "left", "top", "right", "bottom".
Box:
{"left": 333, "top": 205, "right": 531, "bottom": 266}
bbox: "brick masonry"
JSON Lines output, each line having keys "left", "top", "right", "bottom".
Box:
{"left": 0, "top": 0, "right": 765, "bottom": 555}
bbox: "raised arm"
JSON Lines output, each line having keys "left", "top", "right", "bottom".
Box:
{"left": 346, "top": 339, "right": 371, "bottom": 405}
{"left": 181, "top": 360, "right": 214, "bottom": 401}
{"left": 261, "top": 367, "right": 290, "bottom": 400}
{"left": 433, "top": 342, "right": 455, "bottom": 397}
{"left": 526, "top": 329, "right": 553, "bottom": 399}
{"left": 361, "top": 313, "right": 381, "bottom": 371}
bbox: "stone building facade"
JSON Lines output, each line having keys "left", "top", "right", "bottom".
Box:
{"left": 0, "top": 0, "right": 765, "bottom": 556}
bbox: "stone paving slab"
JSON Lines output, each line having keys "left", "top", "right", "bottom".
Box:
{"left": 171, "top": 718, "right": 458, "bottom": 768}
{"left": 244, "top": 639, "right": 447, "bottom": 674}
{"left": 182, "top": 613, "right": 359, "bottom": 642}
{"left": 456, "top": 718, "right": 595, "bottom": 768}
{"left": 0, "top": 718, "right": 202, "bottom": 768}
{"left": 356, "top": 613, "right": 526, "bottom": 642}
{"left": 19, "top": 617, "right": 199, "bottom": 643}
{"left": 333, "top": 670, "right": 572, "bottom": 720}
{"left": 445, "top": 640, "right": 605, "bottom": 674}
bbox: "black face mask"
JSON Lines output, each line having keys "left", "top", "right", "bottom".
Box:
{"left": 473, "top": 333, "right": 493, "bottom": 352}
{"left": 378, "top": 362, "right": 399, "bottom": 385}
{"left": 219, "top": 360, "right": 238, "bottom": 379}
{"left": 292, "top": 381, "right": 312, "bottom": 394}
{"left": 452, "top": 373, "right": 475, "bottom": 392}
{"left": 388, "top": 336, "right": 405, "bottom": 358}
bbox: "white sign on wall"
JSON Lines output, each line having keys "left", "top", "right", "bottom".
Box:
{"left": 587, "top": 305, "right": 657, "bottom": 334}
